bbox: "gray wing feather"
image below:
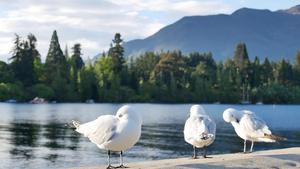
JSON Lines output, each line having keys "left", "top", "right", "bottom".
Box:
{"left": 241, "top": 111, "right": 271, "bottom": 138}
{"left": 74, "top": 115, "right": 118, "bottom": 145}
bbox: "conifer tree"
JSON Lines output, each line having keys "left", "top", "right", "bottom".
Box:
{"left": 45, "top": 30, "right": 68, "bottom": 84}
{"left": 293, "top": 50, "right": 300, "bottom": 85}
{"left": 110, "top": 33, "right": 125, "bottom": 73}
{"left": 10, "top": 33, "right": 40, "bottom": 86}
{"left": 71, "top": 43, "right": 84, "bottom": 70}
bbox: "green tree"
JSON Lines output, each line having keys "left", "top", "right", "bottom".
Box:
{"left": 0, "top": 83, "right": 24, "bottom": 101}
{"left": 71, "top": 43, "right": 84, "bottom": 70}
{"left": 251, "top": 56, "right": 261, "bottom": 88}
{"left": 274, "top": 57, "right": 293, "bottom": 87}
{"left": 233, "top": 43, "right": 249, "bottom": 68}
{"left": 261, "top": 57, "right": 273, "bottom": 85}
{"left": 293, "top": 50, "right": 300, "bottom": 85}
{"left": 51, "top": 67, "right": 68, "bottom": 102}
{"left": 109, "top": 33, "right": 125, "bottom": 73}
{"left": 0, "top": 61, "right": 14, "bottom": 83}
{"left": 9, "top": 33, "right": 40, "bottom": 86}
{"left": 153, "top": 52, "right": 186, "bottom": 86}
{"left": 45, "top": 30, "right": 69, "bottom": 84}
{"left": 78, "top": 57, "right": 98, "bottom": 102}
{"left": 94, "top": 56, "right": 114, "bottom": 88}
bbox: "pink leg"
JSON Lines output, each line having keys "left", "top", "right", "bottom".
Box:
{"left": 203, "top": 146, "right": 206, "bottom": 158}
{"left": 193, "top": 146, "right": 197, "bottom": 159}
{"left": 243, "top": 140, "right": 247, "bottom": 153}
{"left": 250, "top": 141, "right": 254, "bottom": 153}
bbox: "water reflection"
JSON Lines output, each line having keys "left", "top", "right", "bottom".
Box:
{"left": 0, "top": 103, "right": 299, "bottom": 168}
{"left": 9, "top": 122, "right": 40, "bottom": 160}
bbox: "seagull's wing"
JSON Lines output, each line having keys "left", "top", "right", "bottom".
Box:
{"left": 74, "top": 115, "right": 118, "bottom": 145}
{"left": 184, "top": 115, "right": 216, "bottom": 139}
{"left": 240, "top": 111, "right": 271, "bottom": 138}
{"left": 205, "top": 116, "right": 216, "bottom": 137}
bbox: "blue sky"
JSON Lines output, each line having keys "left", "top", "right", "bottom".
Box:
{"left": 0, "top": 0, "right": 299, "bottom": 62}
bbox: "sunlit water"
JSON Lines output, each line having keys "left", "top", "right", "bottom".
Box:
{"left": 0, "top": 103, "right": 299, "bottom": 168}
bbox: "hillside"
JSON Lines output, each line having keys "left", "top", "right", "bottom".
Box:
{"left": 122, "top": 5, "right": 300, "bottom": 61}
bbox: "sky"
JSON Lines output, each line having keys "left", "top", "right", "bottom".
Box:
{"left": 0, "top": 0, "right": 299, "bottom": 63}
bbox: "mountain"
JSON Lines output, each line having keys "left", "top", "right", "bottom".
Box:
{"left": 122, "top": 5, "right": 300, "bottom": 62}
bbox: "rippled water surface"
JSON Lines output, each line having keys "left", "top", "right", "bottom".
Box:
{"left": 0, "top": 103, "right": 299, "bottom": 168}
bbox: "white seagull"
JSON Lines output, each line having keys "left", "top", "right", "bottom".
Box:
{"left": 223, "top": 108, "right": 286, "bottom": 153}
{"left": 184, "top": 105, "right": 216, "bottom": 158}
{"left": 72, "top": 105, "right": 142, "bottom": 169}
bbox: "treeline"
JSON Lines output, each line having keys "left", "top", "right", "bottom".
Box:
{"left": 1, "top": 30, "right": 300, "bottom": 104}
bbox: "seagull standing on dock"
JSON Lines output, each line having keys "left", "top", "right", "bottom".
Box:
{"left": 223, "top": 108, "right": 287, "bottom": 153}
{"left": 184, "top": 105, "right": 216, "bottom": 158}
{"left": 72, "top": 105, "right": 142, "bottom": 169}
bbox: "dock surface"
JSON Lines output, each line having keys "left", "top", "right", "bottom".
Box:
{"left": 67, "top": 147, "right": 300, "bottom": 169}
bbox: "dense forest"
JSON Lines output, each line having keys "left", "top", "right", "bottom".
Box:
{"left": 1, "top": 30, "right": 300, "bottom": 104}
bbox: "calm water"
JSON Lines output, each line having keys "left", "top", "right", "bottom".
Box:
{"left": 0, "top": 103, "right": 299, "bottom": 168}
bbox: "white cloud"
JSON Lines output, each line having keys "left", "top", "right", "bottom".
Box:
{"left": 0, "top": 37, "right": 13, "bottom": 59}
{"left": 1, "top": 0, "right": 279, "bottom": 62}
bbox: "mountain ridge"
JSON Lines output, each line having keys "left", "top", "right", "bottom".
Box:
{"left": 122, "top": 5, "right": 300, "bottom": 62}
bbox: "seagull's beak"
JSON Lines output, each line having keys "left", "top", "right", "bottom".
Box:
{"left": 187, "top": 114, "right": 190, "bottom": 117}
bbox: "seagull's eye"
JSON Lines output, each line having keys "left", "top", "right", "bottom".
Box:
{"left": 119, "top": 114, "right": 123, "bottom": 118}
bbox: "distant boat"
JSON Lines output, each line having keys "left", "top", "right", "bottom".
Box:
{"left": 239, "top": 83, "right": 251, "bottom": 104}
{"left": 239, "top": 101, "right": 251, "bottom": 104}
{"left": 6, "top": 99, "right": 18, "bottom": 103}
{"left": 256, "top": 101, "right": 263, "bottom": 105}
{"left": 29, "top": 97, "right": 48, "bottom": 104}
{"left": 86, "top": 99, "right": 95, "bottom": 103}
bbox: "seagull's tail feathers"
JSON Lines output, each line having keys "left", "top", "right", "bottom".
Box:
{"left": 72, "top": 120, "right": 83, "bottom": 129}
{"left": 199, "top": 132, "right": 214, "bottom": 140}
{"left": 265, "top": 134, "right": 287, "bottom": 141}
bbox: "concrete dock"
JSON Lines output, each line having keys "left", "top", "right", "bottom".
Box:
{"left": 67, "top": 147, "right": 300, "bottom": 169}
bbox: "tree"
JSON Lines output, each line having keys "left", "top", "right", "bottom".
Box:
{"left": 94, "top": 56, "right": 114, "bottom": 89}
{"left": 64, "top": 44, "right": 69, "bottom": 59}
{"left": 78, "top": 57, "right": 98, "bottom": 102}
{"left": 109, "top": 33, "right": 125, "bottom": 73}
{"left": 293, "top": 50, "right": 300, "bottom": 85}
{"left": 0, "top": 61, "right": 14, "bottom": 83}
{"left": 251, "top": 56, "right": 261, "bottom": 88}
{"left": 9, "top": 33, "right": 40, "bottom": 86}
{"left": 71, "top": 43, "right": 84, "bottom": 70}
{"left": 45, "top": 30, "right": 68, "bottom": 84}
{"left": 233, "top": 43, "right": 249, "bottom": 68}
{"left": 51, "top": 68, "right": 67, "bottom": 102}
{"left": 275, "top": 57, "right": 293, "bottom": 87}
{"left": 153, "top": 52, "right": 186, "bottom": 86}
{"left": 261, "top": 57, "right": 273, "bottom": 85}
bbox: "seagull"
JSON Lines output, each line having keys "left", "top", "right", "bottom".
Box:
{"left": 72, "top": 105, "right": 142, "bottom": 169}
{"left": 223, "top": 108, "right": 287, "bottom": 153}
{"left": 183, "top": 105, "right": 216, "bottom": 158}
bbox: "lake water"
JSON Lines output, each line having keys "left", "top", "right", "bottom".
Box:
{"left": 0, "top": 103, "right": 299, "bottom": 168}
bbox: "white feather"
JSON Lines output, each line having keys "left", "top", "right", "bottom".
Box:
{"left": 184, "top": 105, "right": 216, "bottom": 148}
{"left": 72, "top": 105, "right": 142, "bottom": 151}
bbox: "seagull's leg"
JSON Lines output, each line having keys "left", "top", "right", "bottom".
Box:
{"left": 107, "top": 150, "right": 112, "bottom": 169}
{"left": 202, "top": 146, "right": 206, "bottom": 158}
{"left": 243, "top": 140, "right": 247, "bottom": 153}
{"left": 250, "top": 141, "right": 254, "bottom": 153}
{"left": 193, "top": 146, "right": 197, "bottom": 159}
{"left": 118, "top": 151, "right": 125, "bottom": 168}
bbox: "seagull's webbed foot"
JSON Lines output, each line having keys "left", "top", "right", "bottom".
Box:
{"left": 192, "top": 156, "right": 199, "bottom": 159}
{"left": 117, "top": 165, "right": 127, "bottom": 168}
{"left": 240, "top": 151, "right": 252, "bottom": 154}
{"left": 106, "top": 165, "right": 114, "bottom": 169}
